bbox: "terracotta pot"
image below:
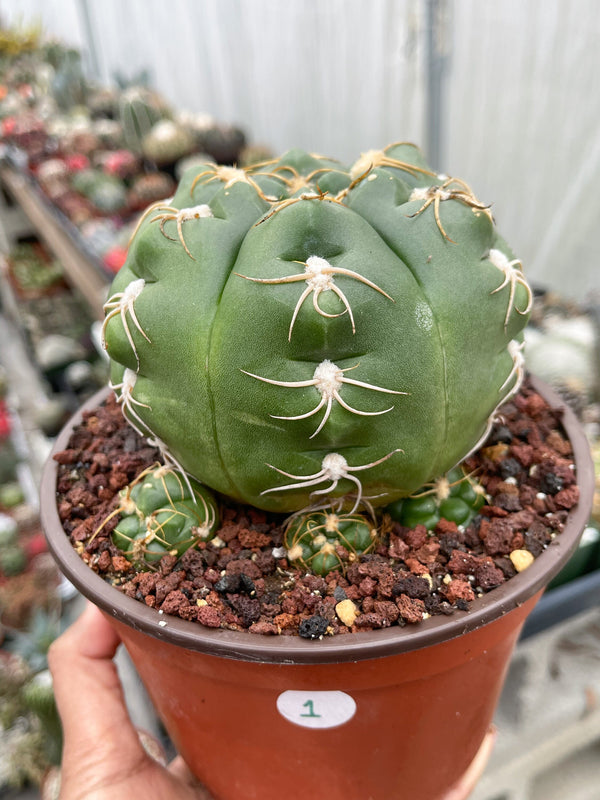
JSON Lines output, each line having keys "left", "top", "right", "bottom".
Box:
{"left": 41, "top": 378, "right": 594, "bottom": 800}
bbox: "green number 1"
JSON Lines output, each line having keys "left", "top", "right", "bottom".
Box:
{"left": 300, "top": 699, "right": 321, "bottom": 718}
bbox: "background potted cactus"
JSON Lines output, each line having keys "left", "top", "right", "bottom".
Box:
{"left": 41, "top": 142, "right": 593, "bottom": 800}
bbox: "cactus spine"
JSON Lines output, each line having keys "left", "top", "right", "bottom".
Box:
{"left": 103, "top": 142, "right": 532, "bottom": 515}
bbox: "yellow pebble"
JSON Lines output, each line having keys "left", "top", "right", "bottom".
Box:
{"left": 336, "top": 599, "right": 359, "bottom": 627}
{"left": 509, "top": 549, "right": 535, "bottom": 572}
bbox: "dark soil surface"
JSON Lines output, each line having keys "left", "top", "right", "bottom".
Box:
{"left": 53, "top": 378, "right": 580, "bottom": 638}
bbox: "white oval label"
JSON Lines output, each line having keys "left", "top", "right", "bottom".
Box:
{"left": 276, "top": 690, "right": 356, "bottom": 729}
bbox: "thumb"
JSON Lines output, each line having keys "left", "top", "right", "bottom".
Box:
{"left": 48, "top": 603, "right": 149, "bottom": 778}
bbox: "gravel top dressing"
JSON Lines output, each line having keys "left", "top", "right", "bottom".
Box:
{"left": 53, "top": 377, "right": 580, "bottom": 639}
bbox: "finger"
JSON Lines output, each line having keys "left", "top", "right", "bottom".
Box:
{"left": 48, "top": 603, "right": 146, "bottom": 764}
{"left": 169, "top": 756, "right": 215, "bottom": 799}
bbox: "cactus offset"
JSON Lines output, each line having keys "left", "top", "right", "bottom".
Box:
{"left": 386, "top": 467, "right": 487, "bottom": 530}
{"left": 98, "top": 464, "right": 218, "bottom": 567}
{"left": 285, "top": 508, "right": 378, "bottom": 575}
{"left": 103, "top": 142, "right": 532, "bottom": 515}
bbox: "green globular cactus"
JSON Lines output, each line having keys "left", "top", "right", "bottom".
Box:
{"left": 106, "top": 465, "right": 219, "bottom": 566}
{"left": 386, "top": 467, "right": 487, "bottom": 530}
{"left": 102, "top": 142, "right": 532, "bottom": 515}
{"left": 285, "top": 509, "right": 378, "bottom": 575}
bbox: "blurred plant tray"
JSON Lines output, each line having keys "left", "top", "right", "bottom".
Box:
{"left": 520, "top": 565, "right": 600, "bottom": 639}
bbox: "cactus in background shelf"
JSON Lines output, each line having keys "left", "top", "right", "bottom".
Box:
{"left": 102, "top": 142, "right": 532, "bottom": 516}
{"left": 141, "top": 120, "right": 195, "bottom": 167}
{"left": 118, "top": 87, "right": 169, "bottom": 156}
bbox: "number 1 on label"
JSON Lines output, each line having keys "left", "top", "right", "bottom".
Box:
{"left": 300, "top": 699, "right": 321, "bottom": 718}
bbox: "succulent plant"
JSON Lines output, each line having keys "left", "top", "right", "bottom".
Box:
{"left": 285, "top": 508, "right": 378, "bottom": 575}
{"left": 118, "top": 87, "right": 169, "bottom": 155}
{"left": 0, "top": 544, "right": 27, "bottom": 576}
{"left": 0, "top": 481, "right": 25, "bottom": 509}
{"left": 197, "top": 123, "right": 246, "bottom": 165}
{"left": 386, "top": 467, "right": 486, "bottom": 530}
{"left": 105, "top": 464, "right": 219, "bottom": 566}
{"left": 0, "top": 512, "right": 18, "bottom": 547}
{"left": 87, "top": 175, "right": 128, "bottom": 215}
{"left": 128, "top": 172, "right": 175, "bottom": 210}
{"left": 102, "top": 142, "right": 532, "bottom": 519}
{"left": 141, "top": 120, "right": 195, "bottom": 167}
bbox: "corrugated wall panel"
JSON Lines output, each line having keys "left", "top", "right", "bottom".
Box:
{"left": 1, "top": 0, "right": 598, "bottom": 297}
{"left": 446, "top": 0, "right": 600, "bottom": 297}
{"left": 80, "top": 0, "right": 426, "bottom": 162}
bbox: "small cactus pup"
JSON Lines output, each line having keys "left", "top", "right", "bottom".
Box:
{"left": 102, "top": 141, "right": 532, "bottom": 517}
{"left": 285, "top": 508, "right": 378, "bottom": 575}
{"left": 386, "top": 467, "right": 487, "bottom": 530}
{"left": 98, "top": 464, "right": 218, "bottom": 568}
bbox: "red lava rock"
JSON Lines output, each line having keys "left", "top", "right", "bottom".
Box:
{"left": 225, "top": 559, "right": 262, "bottom": 580}
{"left": 405, "top": 557, "right": 430, "bottom": 575}
{"left": 358, "top": 577, "right": 377, "bottom": 597}
{"left": 510, "top": 444, "right": 535, "bottom": 467}
{"left": 389, "top": 533, "right": 410, "bottom": 559}
{"left": 404, "top": 526, "right": 428, "bottom": 549}
{"left": 111, "top": 555, "right": 131, "bottom": 572}
{"left": 444, "top": 579, "right": 475, "bottom": 604}
{"left": 482, "top": 518, "right": 515, "bottom": 556}
{"left": 511, "top": 532, "right": 525, "bottom": 550}
{"left": 435, "top": 518, "right": 459, "bottom": 536}
{"left": 373, "top": 600, "right": 401, "bottom": 624}
{"left": 273, "top": 613, "right": 298, "bottom": 631}
{"left": 155, "top": 573, "right": 184, "bottom": 604}
{"left": 480, "top": 505, "right": 509, "bottom": 518}
{"left": 415, "top": 541, "right": 441, "bottom": 565}
{"left": 554, "top": 485, "right": 580, "bottom": 509}
{"left": 545, "top": 430, "right": 572, "bottom": 456}
{"left": 96, "top": 551, "right": 111, "bottom": 571}
{"left": 53, "top": 449, "right": 81, "bottom": 465}
{"left": 249, "top": 621, "right": 278, "bottom": 635}
{"left": 475, "top": 561, "right": 506, "bottom": 590}
{"left": 160, "top": 590, "right": 190, "bottom": 616}
{"left": 238, "top": 528, "right": 272, "bottom": 549}
{"left": 396, "top": 594, "right": 426, "bottom": 624}
{"left": 197, "top": 605, "right": 222, "bottom": 628}
{"left": 446, "top": 551, "right": 482, "bottom": 575}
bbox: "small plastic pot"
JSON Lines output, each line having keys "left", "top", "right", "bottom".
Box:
{"left": 41, "top": 378, "right": 594, "bottom": 800}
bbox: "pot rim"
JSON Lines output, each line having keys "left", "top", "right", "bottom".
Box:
{"left": 41, "top": 376, "right": 594, "bottom": 665}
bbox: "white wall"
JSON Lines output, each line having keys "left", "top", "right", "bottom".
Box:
{"left": 1, "top": 0, "right": 599, "bottom": 299}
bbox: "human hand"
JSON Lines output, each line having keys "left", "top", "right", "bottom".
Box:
{"left": 48, "top": 602, "right": 214, "bottom": 800}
